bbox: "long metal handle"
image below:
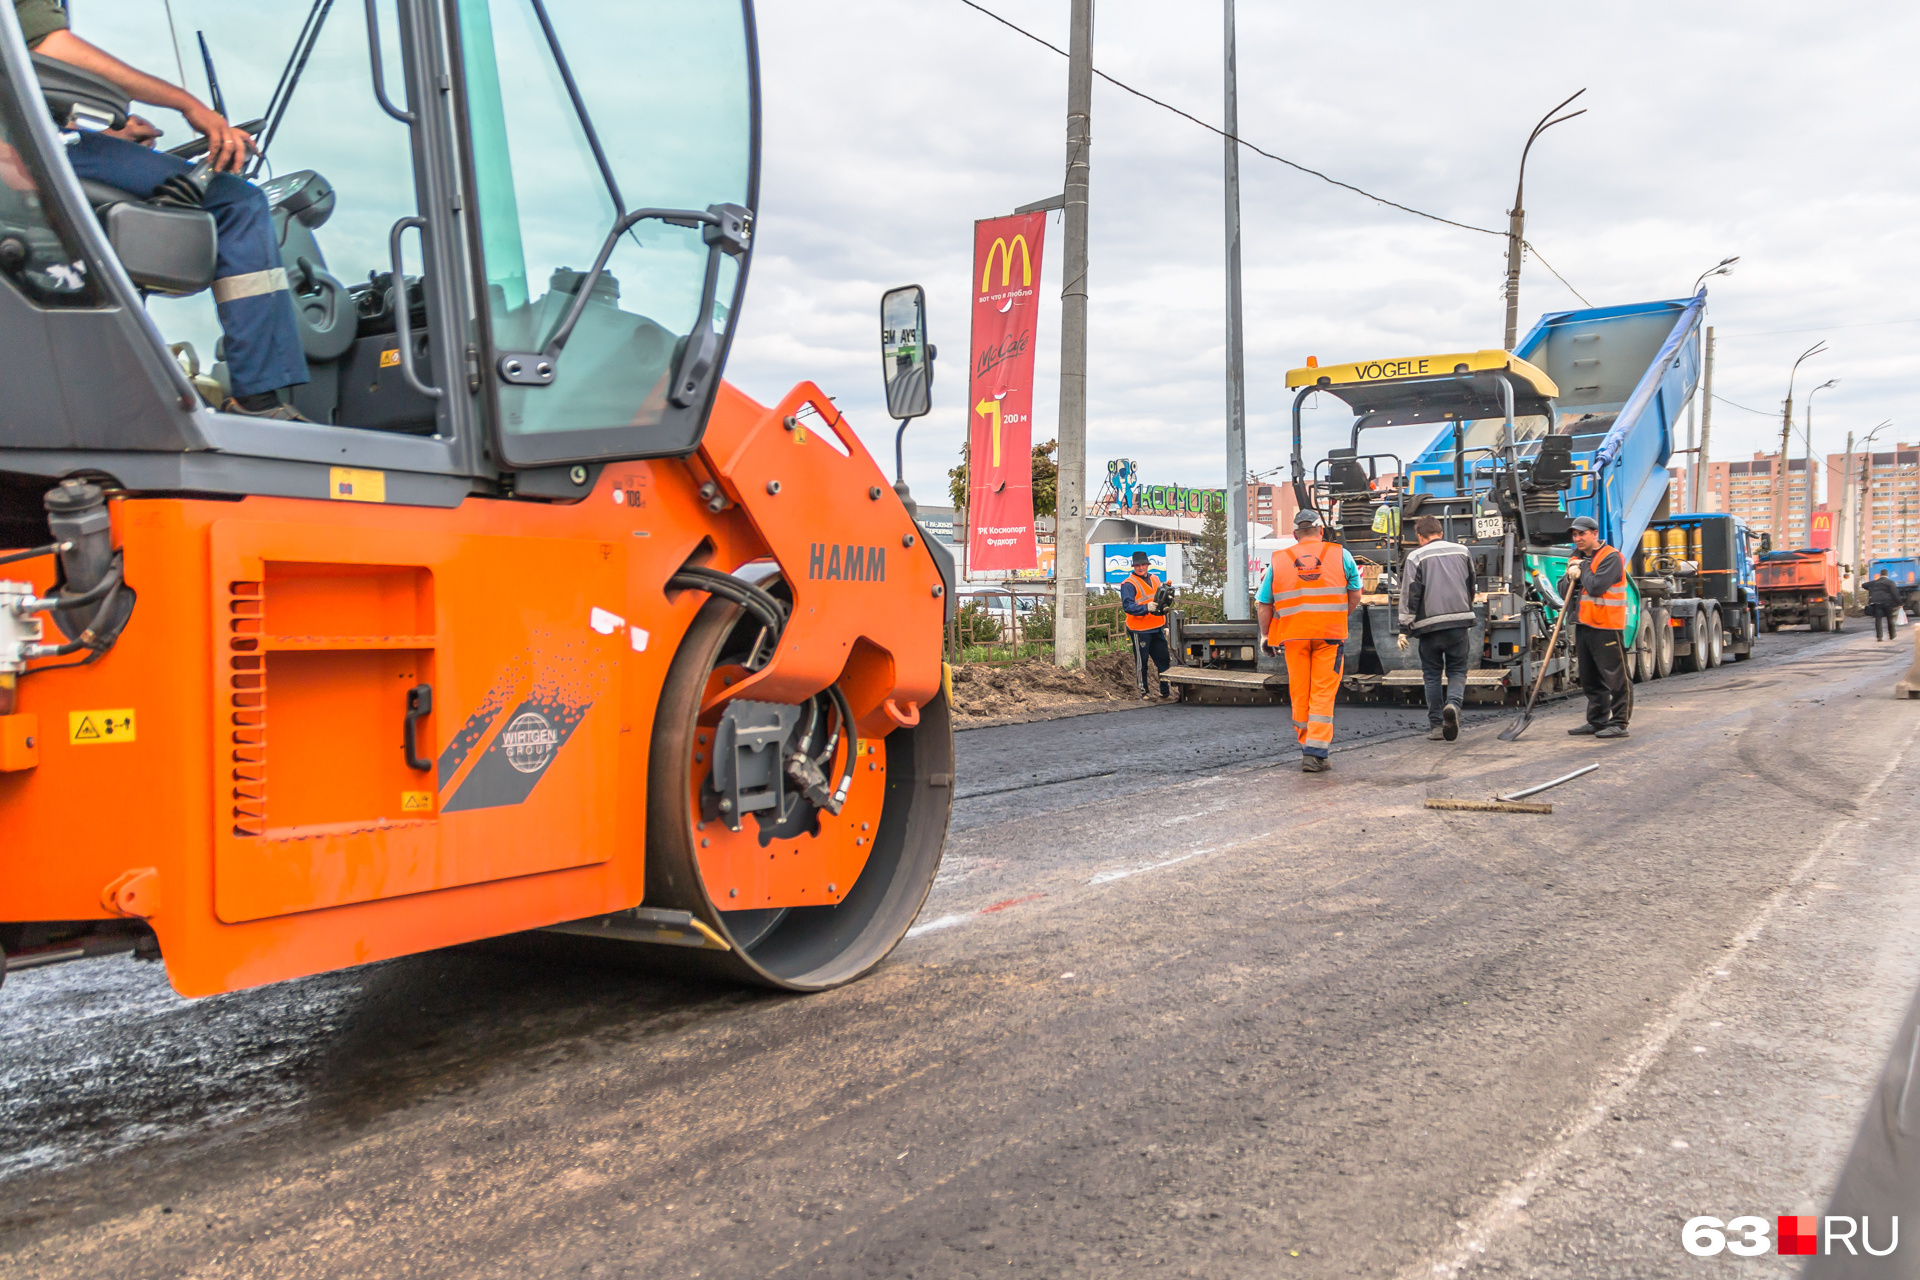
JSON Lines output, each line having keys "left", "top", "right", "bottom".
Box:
{"left": 404, "top": 683, "right": 433, "bottom": 771}
{"left": 387, "top": 216, "right": 442, "bottom": 400}
{"left": 364, "top": 0, "right": 414, "bottom": 123}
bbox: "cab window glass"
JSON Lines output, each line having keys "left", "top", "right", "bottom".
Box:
{"left": 0, "top": 34, "right": 98, "bottom": 305}
{"left": 458, "top": 0, "right": 751, "bottom": 443}
{"left": 79, "top": 1, "right": 423, "bottom": 428}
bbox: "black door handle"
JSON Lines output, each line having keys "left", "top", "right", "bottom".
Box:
{"left": 404, "top": 683, "right": 433, "bottom": 771}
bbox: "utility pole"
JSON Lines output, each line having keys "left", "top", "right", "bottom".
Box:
{"left": 1052, "top": 0, "right": 1094, "bottom": 669}
{"left": 1771, "top": 341, "right": 1826, "bottom": 544}
{"left": 1502, "top": 90, "right": 1586, "bottom": 350}
{"left": 1694, "top": 327, "right": 1714, "bottom": 511}
{"left": 1839, "top": 429, "right": 1856, "bottom": 586}
{"left": 1222, "top": 0, "right": 1249, "bottom": 619}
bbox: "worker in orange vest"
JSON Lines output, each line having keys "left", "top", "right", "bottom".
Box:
{"left": 1256, "top": 509, "right": 1361, "bottom": 773}
{"left": 1121, "top": 550, "right": 1172, "bottom": 699}
{"left": 1566, "top": 515, "right": 1632, "bottom": 738}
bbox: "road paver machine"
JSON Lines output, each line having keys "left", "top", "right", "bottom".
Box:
{"left": 1172, "top": 295, "right": 1752, "bottom": 701}
{"left": 0, "top": 0, "right": 955, "bottom": 997}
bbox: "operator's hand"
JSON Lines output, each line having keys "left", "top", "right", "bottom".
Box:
{"left": 1395, "top": 634, "right": 1410, "bottom": 652}
{"left": 106, "top": 114, "right": 162, "bottom": 148}
{"left": 182, "top": 103, "right": 255, "bottom": 173}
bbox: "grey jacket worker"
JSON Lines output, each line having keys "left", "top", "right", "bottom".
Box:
{"left": 1398, "top": 539, "right": 1477, "bottom": 635}
{"left": 1399, "top": 537, "right": 1477, "bottom": 729}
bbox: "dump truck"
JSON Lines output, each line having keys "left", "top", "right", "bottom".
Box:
{"left": 0, "top": 1, "right": 955, "bottom": 998}
{"left": 1758, "top": 548, "right": 1845, "bottom": 631}
{"left": 1630, "top": 512, "right": 1761, "bottom": 674}
{"left": 1171, "top": 294, "right": 1746, "bottom": 702}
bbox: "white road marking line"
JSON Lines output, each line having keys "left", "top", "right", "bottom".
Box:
{"left": 1401, "top": 715, "right": 1920, "bottom": 1280}
{"left": 905, "top": 829, "right": 1276, "bottom": 945}
{"left": 904, "top": 914, "right": 970, "bottom": 939}
{"left": 1088, "top": 849, "right": 1211, "bottom": 885}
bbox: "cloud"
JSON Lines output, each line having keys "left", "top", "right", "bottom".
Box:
{"left": 734, "top": 0, "right": 1920, "bottom": 509}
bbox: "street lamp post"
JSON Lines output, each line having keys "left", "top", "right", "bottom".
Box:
{"left": 1772, "top": 341, "right": 1827, "bottom": 542}
{"left": 1802, "top": 378, "right": 1837, "bottom": 546}
{"left": 1502, "top": 90, "right": 1587, "bottom": 351}
{"left": 1684, "top": 259, "right": 1734, "bottom": 512}
{"left": 1691, "top": 257, "right": 1738, "bottom": 295}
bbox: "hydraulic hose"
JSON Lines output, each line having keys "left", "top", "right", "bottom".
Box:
{"left": 43, "top": 553, "right": 124, "bottom": 611}
{"left": 668, "top": 566, "right": 786, "bottom": 636}
{"left": 0, "top": 541, "right": 67, "bottom": 567}
{"left": 825, "top": 682, "right": 857, "bottom": 810}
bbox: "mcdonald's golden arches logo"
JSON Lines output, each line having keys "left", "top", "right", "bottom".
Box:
{"left": 979, "top": 235, "right": 1033, "bottom": 293}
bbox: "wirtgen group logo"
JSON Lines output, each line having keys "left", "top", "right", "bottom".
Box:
{"left": 1683, "top": 1214, "right": 1897, "bottom": 1258}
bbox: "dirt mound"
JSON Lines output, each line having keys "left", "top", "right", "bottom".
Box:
{"left": 949, "top": 650, "right": 1145, "bottom": 726}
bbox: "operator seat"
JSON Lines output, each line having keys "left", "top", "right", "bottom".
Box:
{"left": 29, "top": 53, "right": 217, "bottom": 297}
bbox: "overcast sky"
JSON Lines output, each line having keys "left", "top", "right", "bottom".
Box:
{"left": 734, "top": 0, "right": 1920, "bottom": 510}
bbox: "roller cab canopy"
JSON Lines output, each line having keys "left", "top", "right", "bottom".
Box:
{"left": 0, "top": 0, "right": 760, "bottom": 506}
{"left": 1285, "top": 350, "right": 1559, "bottom": 426}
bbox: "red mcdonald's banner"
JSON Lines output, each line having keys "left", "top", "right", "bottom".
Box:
{"left": 1810, "top": 508, "right": 1834, "bottom": 549}
{"left": 967, "top": 212, "right": 1048, "bottom": 571}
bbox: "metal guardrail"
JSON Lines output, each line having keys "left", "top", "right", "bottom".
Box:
{"left": 942, "top": 591, "right": 1253, "bottom": 665}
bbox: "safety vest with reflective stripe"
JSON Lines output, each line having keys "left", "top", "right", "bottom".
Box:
{"left": 1125, "top": 571, "right": 1165, "bottom": 631}
{"left": 1264, "top": 539, "right": 1351, "bottom": 643}
{"left": 1576, "top": 545, "right": 1628, "bottom": 630}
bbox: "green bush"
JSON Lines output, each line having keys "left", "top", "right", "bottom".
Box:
{"left": 955, "top": 600, "right": 1001, "bottom": 645}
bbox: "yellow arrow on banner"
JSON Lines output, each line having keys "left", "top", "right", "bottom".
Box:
{"left": 975, "top": 397, "right": 1003, "bottom": 467}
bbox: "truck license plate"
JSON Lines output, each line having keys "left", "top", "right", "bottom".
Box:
{"left": 1475, "top": 515, "right": 1505, "bottom": 539}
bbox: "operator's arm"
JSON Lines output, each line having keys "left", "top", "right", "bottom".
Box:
{"left": 1579, "top": 547, "right": 1624, "bottom": 600}
{"left": 1254, "top": 563, "right": 1275, "bottom": 646}
{"left": 1343, "top": 550, "right": 1362, "bottom": 611}
{"left": 34, "top": 30, "right": 253, "bottom": 172}
{"left": 1120, "top": 577, "right": 1148, "bottom": 617}
{"left": 1399, "top": 547, "right": 1425, "bottom": 632}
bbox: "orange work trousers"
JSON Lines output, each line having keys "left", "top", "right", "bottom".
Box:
{"left": 1284, "top": 638, "right": 1344, "bottom": 759}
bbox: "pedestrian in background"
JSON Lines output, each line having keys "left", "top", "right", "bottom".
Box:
{"left": 1121, "top": 551, "right": 1172, "bottom": 699}
{"left": 1396, "top": 514, "right": 1477, "bottom": 741}
{"left": 1866, "top": 570, "right": 1902, "bottom": 641}
{"left": 1257, "top": 510, "right": 1361, "bottom": 773}
{"left": 1565, "top": 516, "right": 1632, "bottom": 739}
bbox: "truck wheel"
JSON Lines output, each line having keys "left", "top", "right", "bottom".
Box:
{"left": 1651, "top": 606, "right": 1674, "bottom": 678}
{"left": 1702, "top": 606, "right": 1723, "bottom": 667}
{"left": 1811, "top": 605, "right": 1828, "bottom": 632}
{"left": 1732, "top": 609, "right": 1754, "bottom": 660}
{"left": 1629, "top": 614, "right": 1653, "bottom": 683}
{"left": 1679, "top": 609, "right": 1706, "bottom": 673}
{"left": 1830, "top": 602, "right": 1844, "bottom": 632}
{"left": 641, "top": 598, "right": 952, "bottom": 991}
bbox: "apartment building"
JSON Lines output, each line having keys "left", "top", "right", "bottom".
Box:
{"left": 1247, "top": 482, "right": 1298, "bottom": 540}
{"left": 1826, "top": 443, "right": 1920, "bottom": 561}
{"left": 1700, "top": 453, "right": 1822, "bottom": 543}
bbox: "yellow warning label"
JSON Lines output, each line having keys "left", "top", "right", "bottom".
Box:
{"left": 69, "top": 709, "right": 136, "bottom": 745}
{"left": 379, "top": 348, "right": 402, "bottom": 368}
{"left": 401, "top": 791, "right": 433, "bottom": 812}
{"left": 328, "top": 467, "right": 386, "bottom": 503}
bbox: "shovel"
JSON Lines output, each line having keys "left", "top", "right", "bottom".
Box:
{"left": 1499, "top": 601, "right": 1571, "bottom": 742}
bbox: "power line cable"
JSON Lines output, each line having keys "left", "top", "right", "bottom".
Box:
{"left": 1712, "top": 394, "right": 1780, "bottom": 417}
{"left": 1520, "top": 240, "right": 1590, "bottom": 307}
{"left": 955, "top": 0, "right": 1507, "bottom": 240}
{"left": 1715, "top": 317, "right": 1920, "bottom": 339}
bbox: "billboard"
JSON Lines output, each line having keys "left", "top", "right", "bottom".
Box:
{"left": 966, "top": 212, "right": 1048, "bottom": 571}
{"left": 1102, "top": 543, "right": 1170, "bottom": 585}
{"left": 1810, "top": 508, "right": 1834, "bottom": 550}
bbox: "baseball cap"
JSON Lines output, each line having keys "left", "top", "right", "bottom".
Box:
{"left": 1293, "top": 508, "right": 1324, "bottom": 529}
